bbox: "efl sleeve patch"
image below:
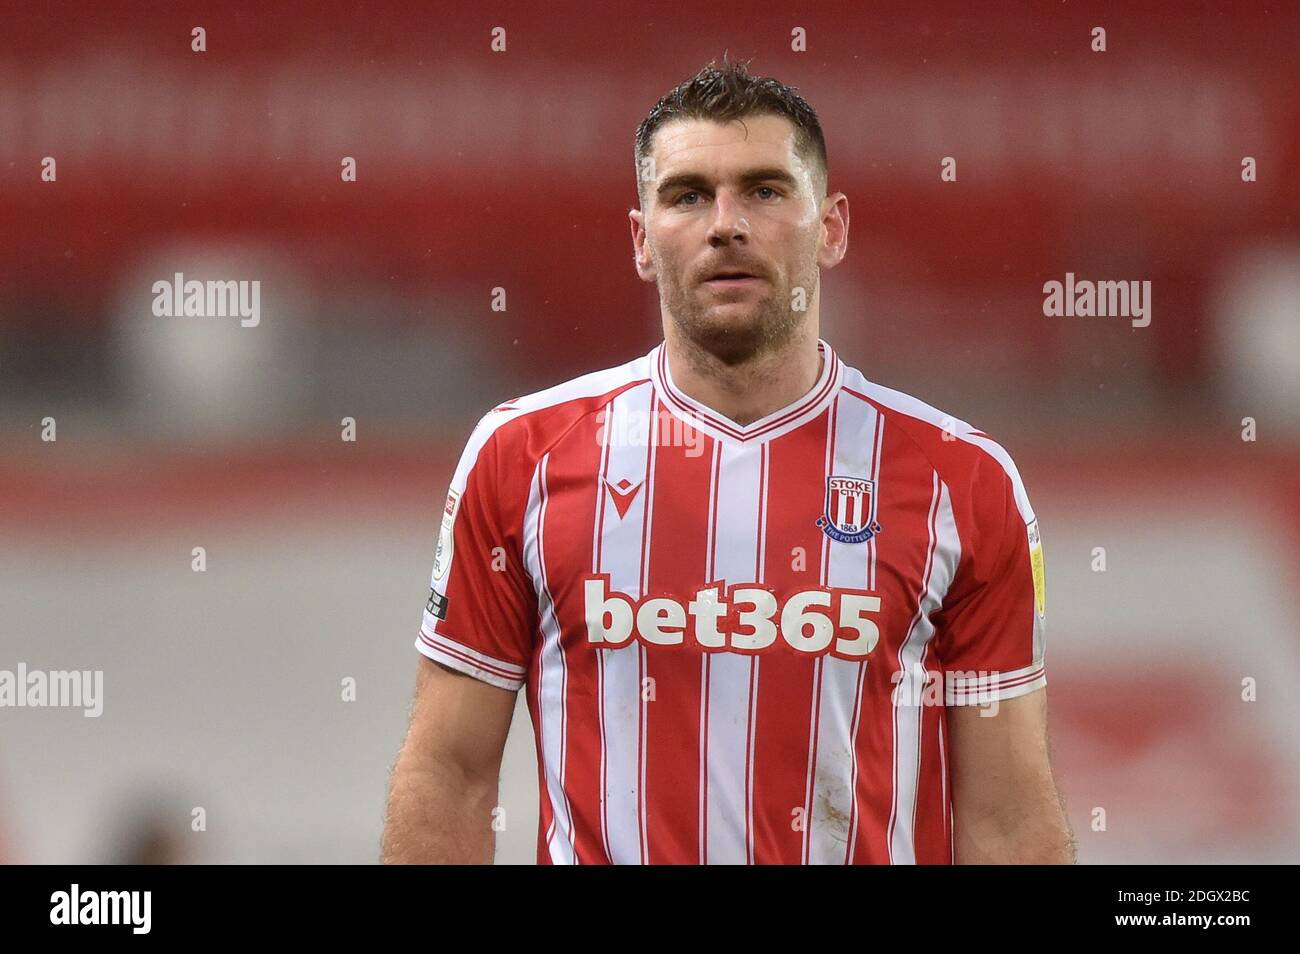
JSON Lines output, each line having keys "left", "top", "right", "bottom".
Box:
{"left": 1027, "top": 518, "right": 1046, "bottom": 619}
{"left": 431, "top": 487, "right": 461, "bottom": 583}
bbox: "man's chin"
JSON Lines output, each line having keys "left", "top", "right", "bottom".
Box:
{"left": 677, "top": 309, "right": 789, "bottom": 364}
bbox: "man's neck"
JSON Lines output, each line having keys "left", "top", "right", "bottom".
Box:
{"left": 662, "top": 324, "right": 823, "bottom": 427}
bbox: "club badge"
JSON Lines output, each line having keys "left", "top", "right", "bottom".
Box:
{"left": 816, "top": 475, "right": 883, "bottom": 544}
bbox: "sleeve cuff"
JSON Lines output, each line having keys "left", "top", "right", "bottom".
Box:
{"left": 415, "top": 626, "right": 528, "bottom": 692}
{"left": 945, "top": 664, "right": 1045, "bottom": 705}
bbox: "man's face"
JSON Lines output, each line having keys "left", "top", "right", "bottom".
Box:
{"left": 630, "top": 114, "right": 846, "bottom": 364}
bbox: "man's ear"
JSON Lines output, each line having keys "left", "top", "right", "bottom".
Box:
{"left": 816, "top": 192, "right": 850, "bottom": 271}
{"left": 629, "top": 207, "right": 657, "bottom": 282}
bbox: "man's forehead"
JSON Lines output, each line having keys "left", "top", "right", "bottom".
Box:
{"left": 651, "top": 115, "right": 802, "bottom": 175}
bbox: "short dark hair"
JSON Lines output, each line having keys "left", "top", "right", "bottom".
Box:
{"left": 634, "top": 55, "right": 829, "bottom": 204}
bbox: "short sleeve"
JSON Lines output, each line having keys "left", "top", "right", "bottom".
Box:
{"left": 416, "top": 417, "right": 537, "bottom": 691}
{"left": 933, "top": 452, "right": 1046, "bottom": 705}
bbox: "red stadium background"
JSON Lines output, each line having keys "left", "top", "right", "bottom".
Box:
{"left": 1, "top": 1, "right": 1298, "bottom": 862}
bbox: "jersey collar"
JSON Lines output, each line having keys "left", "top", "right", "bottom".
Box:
{"left": 649, "top": 338, "right": 843, "bottom": 446}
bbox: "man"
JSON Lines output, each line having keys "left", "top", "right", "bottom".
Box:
{"left": 382, "top": 59, "right": 1075, "bottom": 864}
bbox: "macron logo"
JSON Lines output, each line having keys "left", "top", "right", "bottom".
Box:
{"left": 605, "top": 478, "right": 643, "bottom": 519}
{"left": 50, "top": 884, "right": 151, "bottom": 935}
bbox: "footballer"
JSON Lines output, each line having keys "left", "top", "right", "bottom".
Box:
{"left": 382, "top": 59, "right": 1075, "bottom": 865}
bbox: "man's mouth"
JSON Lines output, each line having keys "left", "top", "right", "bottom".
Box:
{"left": 702, "top": 269, "right": 766, "bottom": 288}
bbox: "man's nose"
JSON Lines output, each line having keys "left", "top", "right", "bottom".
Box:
{"left": 706, "top": 191, "right": 751, "bottom": 246}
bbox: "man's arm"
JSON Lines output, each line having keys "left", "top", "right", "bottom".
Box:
{"left": 947, "top": 687, "right": 1075, "bottom": 864}
{"left": 381, "top": 655, "right": 518, "bottom": 863}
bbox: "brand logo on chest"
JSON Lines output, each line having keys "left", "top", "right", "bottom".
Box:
{"left": 604, "top": 478, "right": 644, "bottom": 519}
{"left": 583, "top": 575, "right": 883, "bottom": 659}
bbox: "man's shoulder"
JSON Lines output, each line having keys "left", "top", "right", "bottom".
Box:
{"left": 489, "top": 350, "right": 653, "bottom": 419}
{"left": 456, "top": 348, "right": 655, "bottom": 467}
{"left": 838, "top": 364, "right": 1033, "bottom": 519}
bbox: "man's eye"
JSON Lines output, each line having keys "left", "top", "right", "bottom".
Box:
{"left": 755, "top": 186, "right": 778, "bottom": 200}
{"left": 676, "top": 191, "right": 701, "bottom": 206}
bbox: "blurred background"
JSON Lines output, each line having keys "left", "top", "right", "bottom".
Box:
{"left": 1, "top": 0, "right": 1298, "bottom": 863}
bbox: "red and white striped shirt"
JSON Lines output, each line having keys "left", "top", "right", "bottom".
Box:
{"left": 416, "top": 339, "right": 1047, "bottom": 864}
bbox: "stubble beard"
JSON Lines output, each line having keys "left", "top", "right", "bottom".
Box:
{"left": 655, "top": 242, "right": 821, "bottom": 368}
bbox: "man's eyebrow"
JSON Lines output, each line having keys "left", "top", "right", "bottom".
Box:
{"left": 737, "top": 168, "right": 800, "bottom": 189}
{"left": 655, "top": 172, "right": 709, "bottom": 197}
{"left": 655, "top": 167, "right": 799, "bottom": 197}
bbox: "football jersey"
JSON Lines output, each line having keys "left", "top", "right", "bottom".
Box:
{"left": 416, "top": 338, "right": 1047, "bottom": 865}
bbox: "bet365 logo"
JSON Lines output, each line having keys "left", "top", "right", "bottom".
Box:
{"left": 583, "top": 575, "right": 882, "bottom": 658}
